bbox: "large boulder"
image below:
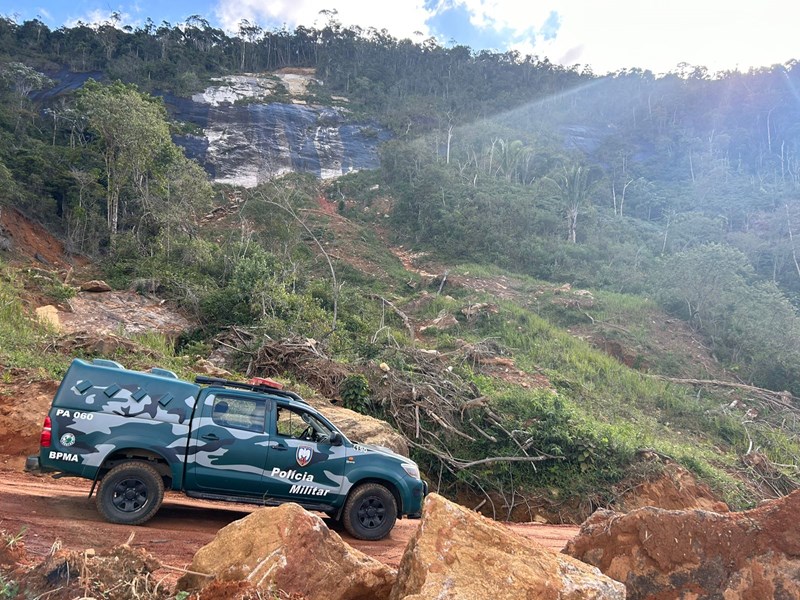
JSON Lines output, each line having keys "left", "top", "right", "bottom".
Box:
{"left": 614, "top": 462, "right": 728, "bottom": 513}
{"left": 177, "top": 503, "right": 396, "bottom": 600}
{"left": 564, "top": 490, "right": 800, "bottom": 599}
{"left": 320, "top": 402, "right": 409, "bottom": 456}
{"left": 390, "top": 493, "right": 625, "bottom": 600}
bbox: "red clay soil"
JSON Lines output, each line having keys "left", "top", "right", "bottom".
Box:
{"left": 0, "top": 463, "right": 578, "bottom": 587}
{"left": 0, "top": 208, "right": 85, "bottom": 269}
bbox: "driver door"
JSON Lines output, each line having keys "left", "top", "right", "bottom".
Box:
{"left": 262, "top": 403, "right": 345, "bottom": 504}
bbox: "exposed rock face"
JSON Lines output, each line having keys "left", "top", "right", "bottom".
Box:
{"left": 564, "top": 490, "right": 800, "bottom": 600}
{"left": 390, "top": 493, "right": 625, "bottom": 600}
{"left": 177, "top": 503, "right": 396, "bottom": 600}
{"left": 167, "top": 73, "right": 391, "bottom": 187}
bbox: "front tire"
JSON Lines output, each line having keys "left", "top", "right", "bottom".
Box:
{"left": 96, "top": 462, "right": 164, "bottom": 525}
{"left": 342, "top": 483, "right": 397, "bottom": 541}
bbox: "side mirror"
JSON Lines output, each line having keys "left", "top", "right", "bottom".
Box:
{"left": 329, "top": 431, "right": 343, "bottom": 446}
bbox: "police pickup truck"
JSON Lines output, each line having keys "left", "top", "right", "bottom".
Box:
{"left": 36, "top": 358, "right": 426, "bottom": 540}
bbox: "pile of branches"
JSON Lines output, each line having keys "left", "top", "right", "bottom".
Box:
{"left": 246, "top": 337, "right": 560, "bottom": 515}
{"left": 658, "top": 375, "right": 800, "bottom": 496}
{"left": 359, "top": 346, "right": 555, "bottom": 473}
{"left": 247, "top": 337, "right": 350, "bottom": 399}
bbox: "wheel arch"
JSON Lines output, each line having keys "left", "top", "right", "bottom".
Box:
{"left": 98, "top": 448, "right": 176, "bottom": 489}
{"left": 337, "top": 477, "right": 402, "bottom": 519}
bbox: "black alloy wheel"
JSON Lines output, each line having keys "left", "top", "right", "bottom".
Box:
{"left": 95, "top": 461, "right": 165, "bottom": 525}
{"left": 342, "top": 482, "right": 397, "bottom": 541}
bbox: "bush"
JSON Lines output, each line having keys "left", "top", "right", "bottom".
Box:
{"left": 340, "top": 374, "right": 370, "bottom": 412}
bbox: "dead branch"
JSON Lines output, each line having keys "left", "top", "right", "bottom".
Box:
{"left": 453, "top": 455, "right": 556, "bottom": 469}
{"left": 423, "top": 406, "right": 476, "bottom": 441}
{"left": 368, "top": 294, "right": 415, "bottom": 341}
{"left": 655, "top": 376, "right": 797, "bottom": 410}
{"left": 437, "top": 270, "right": 449, "bottom": 295}
{"left": 406, "top": 438, "right": 556, "bottom": 470}
{"left": 469, "top": 419, "right": 498, "bottom": 443}
{"left": 158, "top": 564, "right": 214, "bottom": 578}
{"left": 582, "top": 311, "right": 632, "bottom": 335}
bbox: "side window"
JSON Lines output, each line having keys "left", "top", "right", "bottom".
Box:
{"left": 275, "top": 406, "right": 307, "bottom": 438}
{"left": 212, "top": 396, "right": 267, "bottom": 432}
{"left": 275, "top": 405, "right": 335, "bottom": 443}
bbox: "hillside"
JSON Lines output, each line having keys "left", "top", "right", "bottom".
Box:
{"left": 2, "top": 191, "right": 797, "bottom": 524}
{"left": 1, "top": 17, "right": 800, "bottom": 525}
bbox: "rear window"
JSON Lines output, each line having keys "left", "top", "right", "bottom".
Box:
{"left": 211, "top": 396, "right": 267, "bottom": 432}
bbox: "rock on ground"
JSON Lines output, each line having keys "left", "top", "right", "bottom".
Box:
{"left": 614, "top": 462, "right": 729, "bottom": 513}
{"left": 564, "top": 489, "right": 800, "bottom": 599}
{"left": 177, "top": 503, "right": 396, "bottom": 600}
{"left": 319, "top": 402, "right": 409, "bottom": 456}
{"left": 390, "top": 493, "right": 625, "bottom": 600}
{"left": 80, "top": 279, "right": 112, "bottom": 292}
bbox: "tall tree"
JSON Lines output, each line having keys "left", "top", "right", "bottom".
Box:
{"left": 78, "top": 80, "right": 171, "bottom": 234}
{"left": 545, "top": 164, "right": 595, "bottom": 243}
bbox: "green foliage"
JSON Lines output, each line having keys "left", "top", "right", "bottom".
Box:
{"left": 340, "top": 374, "right": 370, "bottom": 412}
{"left": 3, "top": 18, "right": 800, "bottom": 514}
{"left": 2, "top": 527, "right": 25, "bottom": 549}
{"left": 0, "top": 265, "right": 66, "bottom": 377}
{"left": 652, "top": 243, "right": 800, "bottom": 392}
{"left": 0, "top": 574, "right": 18, "bottom": 600}
{"left": 130, "top": 332, "right": 176, "bottom": 357}
{"left": 78, "top": 80, "right": 213, "bottom": 238}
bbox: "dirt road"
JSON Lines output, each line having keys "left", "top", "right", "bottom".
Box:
{"left": 0, "top": 461, "right": 579, "bottom": 579}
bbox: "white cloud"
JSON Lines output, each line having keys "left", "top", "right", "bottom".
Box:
{"left": 214, "top": 0, "right": 434, "bottom": 39}
{"left": 462, "top": 0, "right": 800, "bottom": 74}
{"left": 448, "top": 0, "right": 554, "bottom": 36}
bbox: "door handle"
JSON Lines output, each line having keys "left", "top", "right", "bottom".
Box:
{"left": 269, "top": 442, "right": 287, "bottom": 451}
{"left": 201, "top": 433, "right": 219, "bottom": 441}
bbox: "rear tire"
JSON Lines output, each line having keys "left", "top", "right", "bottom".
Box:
{"left": 342, "top": 483, "right": 397, "bottom": 541}
{"left": 95, "top": 462, "right": 164, "bottom": 525}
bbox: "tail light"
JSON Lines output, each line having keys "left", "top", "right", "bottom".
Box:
{"left": 40, "top": 416, "right": 52, "bottom": 447}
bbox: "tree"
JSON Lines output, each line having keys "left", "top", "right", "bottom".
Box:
{"left": 1, "top": 61, "right": 52, "bottom": 106}
{"left": 652, "top": 243, "right": 800, "bottom": 389}
{"left": 78, "top": 80, "right": 171, "bottom": 234}
{"left": 544, "top": 164, "right": 595, "bottom": 243}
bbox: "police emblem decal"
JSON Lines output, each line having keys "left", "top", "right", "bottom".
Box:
{"left": 296, "top": 445, "right": 313, "bottom": 467}
{"left": 60, "top": 432, "right": 76, "bottom": 447}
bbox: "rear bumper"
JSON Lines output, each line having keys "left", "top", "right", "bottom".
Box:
{"left": 25, "top": 454, "right": 41, "bottom": 472}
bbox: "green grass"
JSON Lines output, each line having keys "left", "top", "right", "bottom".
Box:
{"left": 0, "top": 574, "right": 18, "bottom": 600}
{"left": 0, "top": 266, "right": 67, "bottom": 377}
{"left": 413, "top": 292, "right": 799, "bottom": 509}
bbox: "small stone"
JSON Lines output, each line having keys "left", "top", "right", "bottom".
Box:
{"left": 80, "top": 280, "right": 112, "bottom": 293}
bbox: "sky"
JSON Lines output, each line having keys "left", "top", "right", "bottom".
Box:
{"left": 3, "top": 0, "right": 799, "bottom": 76}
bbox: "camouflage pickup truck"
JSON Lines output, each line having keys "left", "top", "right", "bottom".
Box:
{"left": 36, "top": 358, "right": 426, "bottom": 540}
